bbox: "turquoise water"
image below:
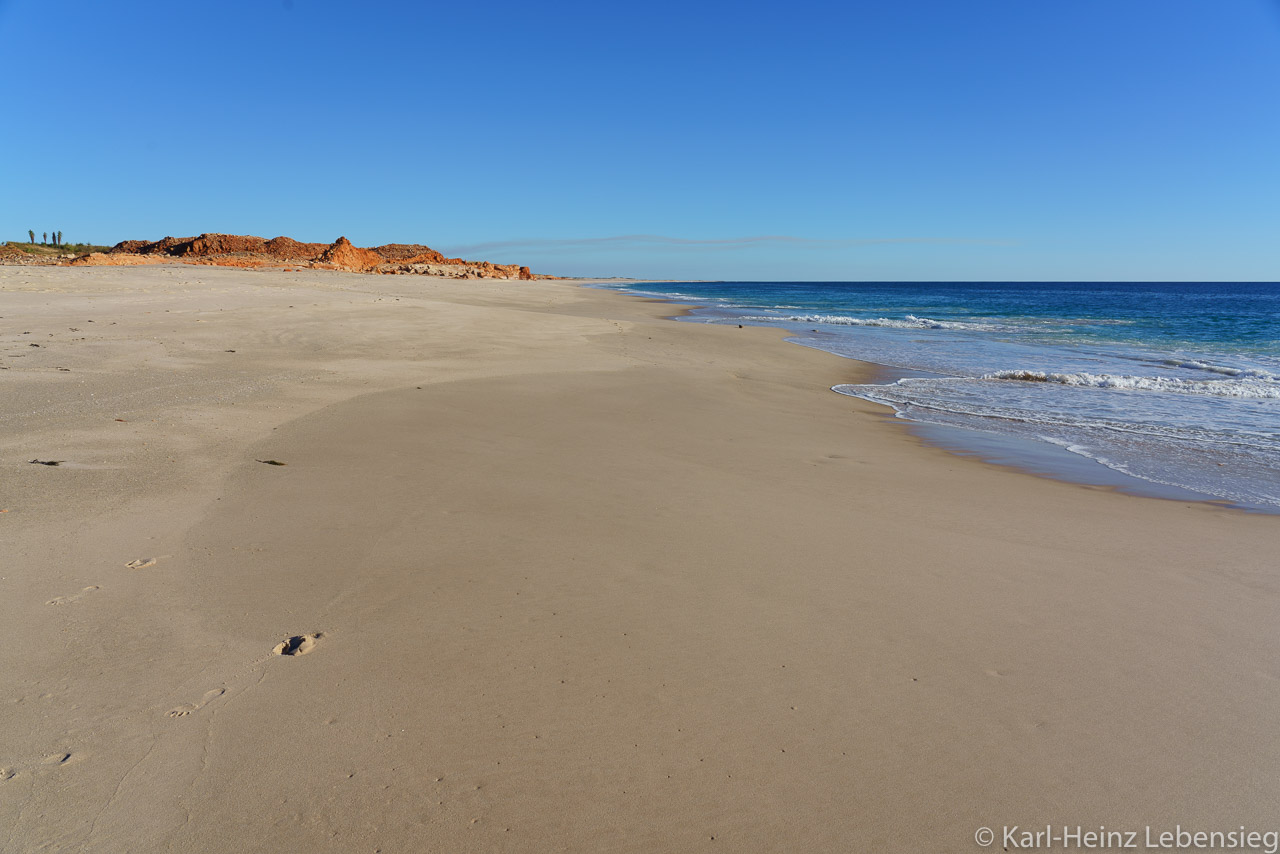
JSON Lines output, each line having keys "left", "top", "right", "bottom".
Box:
{"left": 595, "top": 281, "right": 1280, "bottom": 512}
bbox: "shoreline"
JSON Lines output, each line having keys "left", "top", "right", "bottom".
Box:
{"left": 2, "top": 265, "right": 1276, "bottom": 852}
{"left": 597, "top": 281, "right": 1279, "bottom": 515}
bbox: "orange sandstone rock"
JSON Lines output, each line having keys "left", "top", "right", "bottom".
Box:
{"left": 69, "top": 253, "right": 171, "bottom": 266}
{"left": 92, "top": 232, "right": 541, "bottom": 278}
{"left": 264, "top": 236, "right": 329, "bottom": 259}
{"left": 317, "top": 236, "right": 384, "bottom": 272}
{"left": 373, "top": 244, "right": 447, "bottom": 263}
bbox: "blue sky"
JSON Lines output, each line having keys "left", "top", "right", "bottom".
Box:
{"left": 2, "top": 0, "right": 1278, "bottom": 280}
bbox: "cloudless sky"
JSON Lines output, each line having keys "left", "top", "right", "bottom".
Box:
{"left": 2, "top": 0, "right": 1278, "bottom": 280}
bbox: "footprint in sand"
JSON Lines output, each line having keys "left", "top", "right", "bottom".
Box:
{"left": 125, "top": 554, "right": 171, "bottom": 570}
{"left": 0, "top": 751, "right": 83, "bottom": 782}
{"left": 167, "top": 687, "right": 226, "bottom": 718}
{"left": 46, "top": 586, "right": 99, "bottom": 606}
{"left": 163, "top": 633, "right": 330, "bottom": 705}
{"left": 273, "top": 633, "right": 323, "bottom": 656}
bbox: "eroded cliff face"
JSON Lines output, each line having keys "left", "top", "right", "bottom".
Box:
{"left": 63, "top": 233, "right": 542, "bottom": 279}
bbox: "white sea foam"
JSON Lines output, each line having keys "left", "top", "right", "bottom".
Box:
{"left": 740, "top": 313, "right": 994, "bottom": 331}
{"left": 833, "top": 379, "right": 1280, "bottom": 509}
{"left": 983, "top": 370, "right": 1280, "bottom": 399}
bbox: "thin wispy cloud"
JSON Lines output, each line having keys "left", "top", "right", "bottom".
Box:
{"left": 444, "top": 235, "right": 1013, "bottom": 256}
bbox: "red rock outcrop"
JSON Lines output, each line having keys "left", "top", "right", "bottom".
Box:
{"left": 111, "top": 236, "right": 199, "bottom": 256}
{"left": 175, "top": 234, "right": 266, "bottom": 256}
{"left": 316, "top": 237, "right": 384, "bottom": 272}
{"left": 264, "top": 236, "right": 328, "bottom": 259}
{"left": 88, "top": 232, "right": 541, "bottom": 277}
{"left": 372, "top": 244, "right": 447, "bottom": 263}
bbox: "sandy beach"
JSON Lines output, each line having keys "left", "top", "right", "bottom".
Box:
{"left": 2, "top": 264, "right": 1277, "bottom": 853}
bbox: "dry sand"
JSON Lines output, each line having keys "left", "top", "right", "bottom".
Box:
{"left": 1, "top": 265, "right": 1277, "bottom": 853}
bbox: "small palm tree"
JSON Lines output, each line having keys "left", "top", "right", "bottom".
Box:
{"left": 56, "top": 231, "right": 62, "bottom": 246}
{"left": 42, "top": 232, "right": 47, "bottom": 245}
{"left": 28, "top": 229, "right": 34, "bottom": 244}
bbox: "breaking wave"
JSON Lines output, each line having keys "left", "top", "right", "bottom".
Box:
{"left": 983, "top": 370, "right": 1280, "bottom": 399}
{"left": 739, "top": 313, "right": 996, "bottom": 331}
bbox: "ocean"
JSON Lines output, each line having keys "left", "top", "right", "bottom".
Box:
{"left": 593, "top": 281, "right": 1280, "bottom": 513}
